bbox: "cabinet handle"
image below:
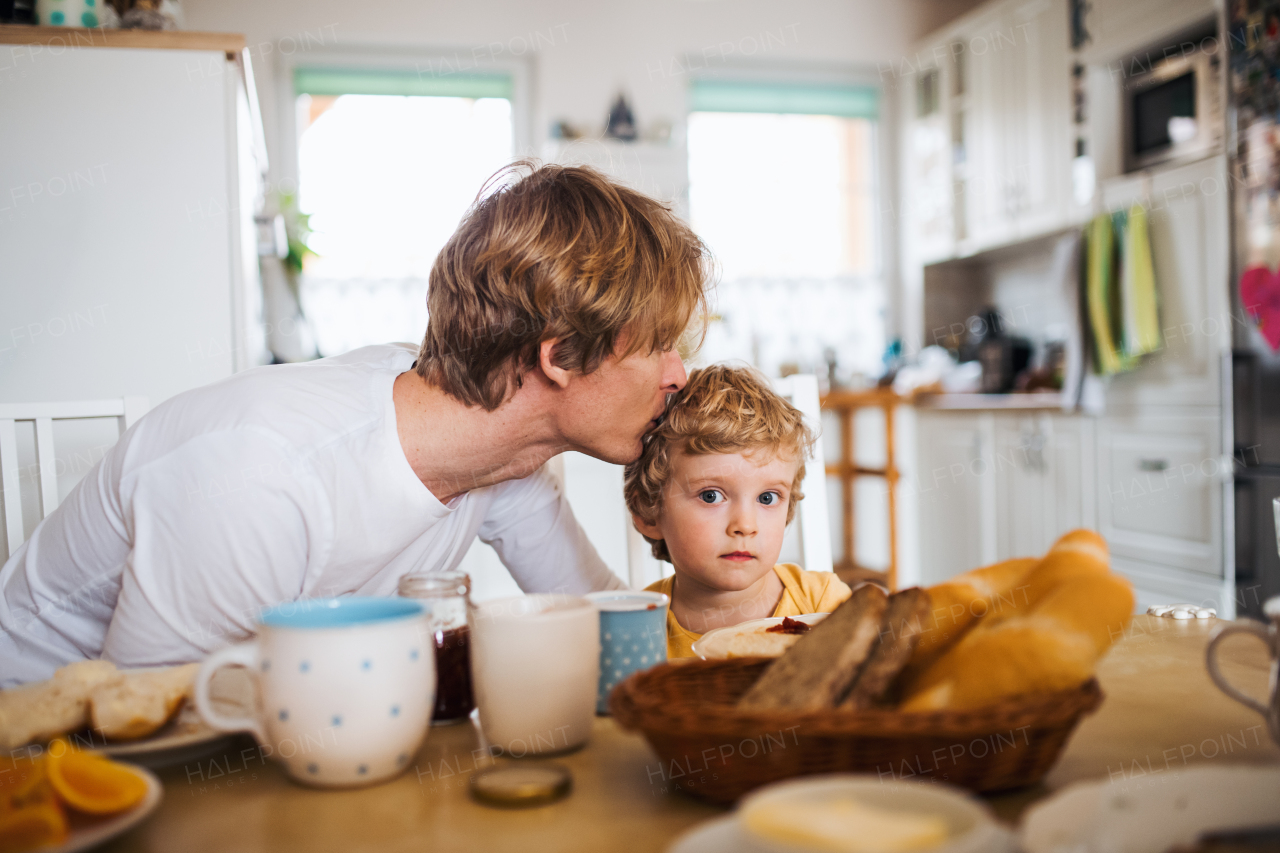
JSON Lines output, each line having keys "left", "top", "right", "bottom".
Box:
{"left": 1137, "top": 458, "right": 1169, "bottom": 472}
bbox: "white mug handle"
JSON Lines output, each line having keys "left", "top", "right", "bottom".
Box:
{"left": 1206, "top": 620, "right": 1272, "bottom": 717}
{"left": 194, "top": 640, "right": 266, "bottom": 743}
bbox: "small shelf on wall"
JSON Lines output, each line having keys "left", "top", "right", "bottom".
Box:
{"left": 0, "top": 24, "right": 245, "bottom": 55}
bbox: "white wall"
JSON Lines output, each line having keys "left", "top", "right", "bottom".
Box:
{"left": 186, "top": 0, "right": 955, "bottom": 171}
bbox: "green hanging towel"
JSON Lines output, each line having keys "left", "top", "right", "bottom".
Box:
{"left": 1122, "top": 203, "right": 1161, "bottom": 358}
{"left": 1086, "top": 213, "right": 1123, "bottom": 375}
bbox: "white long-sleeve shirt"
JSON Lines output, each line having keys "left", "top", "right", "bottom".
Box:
{"left": 0, "top": 344, "right": 624, "bottom": 686}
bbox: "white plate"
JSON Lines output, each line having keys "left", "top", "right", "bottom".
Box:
{"left": 95, "top": 666, "right": 253, "bottom": 765}
{"left": 45, "top": 764, "right": 163, "bottom": 853}
{"left": 1020, "top": 765, "right": 1280, "bottom": 853}
{"left": 691, "top": 613, "right": 829, "bottom": 660}
{"left": 667, "top": 775, "right": 1017, "bottom": 853}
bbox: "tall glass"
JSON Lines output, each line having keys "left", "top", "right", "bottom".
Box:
{"left": 398, "top": 571, "right": 474, "bottom": 725}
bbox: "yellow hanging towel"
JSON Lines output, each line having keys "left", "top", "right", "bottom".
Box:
{"left": 1121, "top": 203, "right": 1161, "bottom": 358}
{"left": 1086, "top": 213, "right": 1122, "bottom": 375}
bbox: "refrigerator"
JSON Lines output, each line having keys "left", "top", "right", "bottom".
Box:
{"left": 1229, "top": 0, "right": 1280, "bottom": 619}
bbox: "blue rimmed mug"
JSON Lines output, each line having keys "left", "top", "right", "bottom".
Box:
{"left": 584, "top": 590, "right": 669, "bottom": 714}
{"left": 194, "top": 597, "right": 435, "bottom": 787}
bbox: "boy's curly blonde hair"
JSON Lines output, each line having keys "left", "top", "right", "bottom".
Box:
{"left": 623, "top": 364, "right": 817, "bottom": 562}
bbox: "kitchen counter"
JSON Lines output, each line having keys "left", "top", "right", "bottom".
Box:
{"left": 103, "top": 616, "right": 1278, "bottom": 852}
{"left": 914, "top": 392, "right": 1066, "bottom": 410}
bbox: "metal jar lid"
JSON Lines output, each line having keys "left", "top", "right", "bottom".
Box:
{"left": 469, "top": 764, "right": 572, "bottom": 808}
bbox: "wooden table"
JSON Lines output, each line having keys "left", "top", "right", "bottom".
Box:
{"left": 103, "top": 616, "right": 1279, "bottom": 853}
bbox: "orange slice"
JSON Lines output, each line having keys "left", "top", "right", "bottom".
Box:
{"left": 0, "top": 756, "right": 47, "bottom": 811}
{"left": 0, "top": 791, "right": 67, "bottom": 853}
{"left": 44, "top": 740, "right": 148, "bottom": 815}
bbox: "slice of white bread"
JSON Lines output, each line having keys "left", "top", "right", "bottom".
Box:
{"left": 737, "top": 585, "right": 889, "bottom": 712}
{"left": 88, "top": 663, "right": 200, "bottom": 741}
{"left": 0, "top": 659, "right": 120, "bottom": 749}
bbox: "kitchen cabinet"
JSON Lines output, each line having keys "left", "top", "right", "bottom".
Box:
{"left": 901, "top": 0, "right": 1072, "bottom": 261}
{"left": 1096, "top": 410, "right": 1224, "bottom": 576}
{"left": 1099, "top": 156, "right": 1232, "bottom": 410}
{"left": 1075, "top": 0, "right": 1216, "bottom": 67}
{"left": 993, "top": 413, "right": 1094, "bottom": 559}
{"left": 960, "top": 0, "right": 1071, "bottom": 252}
{"left": 916, "top": 411, "right": 996, "bottom": 585}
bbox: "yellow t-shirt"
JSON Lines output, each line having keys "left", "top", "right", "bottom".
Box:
{"left": 645, "top": 563, "right": 853, "bottom": 659}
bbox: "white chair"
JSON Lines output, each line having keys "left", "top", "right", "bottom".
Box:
{"left": 623, "top": 373, "right": 834, "bottom": 587}
{"left": 0, "top": 397, "right": 148, "bottom": 556}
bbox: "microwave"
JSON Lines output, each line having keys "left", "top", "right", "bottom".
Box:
{"left": 1123, "top": 48, "right": 1222, "bottom": 173}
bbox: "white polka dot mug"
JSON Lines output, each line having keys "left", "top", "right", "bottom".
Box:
{"left": 584, "top": 591, "right": 669, "bottom": 714}
{"left": 193, "top": 597, "right": 435, "bottom": 787}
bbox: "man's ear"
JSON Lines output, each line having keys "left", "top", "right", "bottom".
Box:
{"left": 539, "top": 338, "right": 572, "bottom": 390}
{"left": 631, "top": 512, "right": 663, "bottom": 541}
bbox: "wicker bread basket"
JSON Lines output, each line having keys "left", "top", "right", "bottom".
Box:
{"left": 611, "top": 657, "right": 1102, "bottom": 805}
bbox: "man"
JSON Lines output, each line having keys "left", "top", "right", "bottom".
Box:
{"left": 0, "top": 163, "right": 710, "bottom": 686}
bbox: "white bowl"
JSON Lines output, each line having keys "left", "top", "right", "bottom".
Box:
{"left": 691, "top": 613, "right": 829, "bottom": 660}
{"left": 737, "top": 774, "right": 1005, "bottom": 853}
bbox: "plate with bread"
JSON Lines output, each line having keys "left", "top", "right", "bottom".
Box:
{"left": 0, "top": 659, "right": 253, "bottom": 765}
{"left": 613, "top": 529, "right": 1132, "bottom": 804}
{"left": 691, "top": 613, "right": 829, "bottom": 660}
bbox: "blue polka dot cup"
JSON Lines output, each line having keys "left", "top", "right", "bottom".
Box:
{"left": 35, "top": 0, "right": 105, "bottom": 28}
{"left": 584, "top": 591, "right": 669, "bottom": 714}
{"left": 193, "top": 597, "right": 434, "bottom": 788}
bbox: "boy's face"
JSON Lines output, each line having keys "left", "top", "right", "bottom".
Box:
{"left": 636, "top": 447, "right": 798, "bottom": 592}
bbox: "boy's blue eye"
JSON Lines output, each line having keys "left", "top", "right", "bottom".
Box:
{"left": 759, "top": 491, "right": 780, "bottom": 506}
{"left": 698, "top": 490, "right": 722, "bottom": 504}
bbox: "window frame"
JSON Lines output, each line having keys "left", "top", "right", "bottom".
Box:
{"left": 683, "top": 59, "right": 899, "bottom": 345}
{"left": 274, "top": 44, "right": 532, "bottom": 198}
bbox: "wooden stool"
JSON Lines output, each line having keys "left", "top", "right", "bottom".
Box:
{"left": 820, "top": 388, "right": 902, "bottom": 591}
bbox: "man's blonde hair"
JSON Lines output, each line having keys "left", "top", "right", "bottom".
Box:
{"left": 417, "top": 161, "right": 712, "bottom": 411}
{"left": 623, "top": 364, "right": 817, "bottom": 562}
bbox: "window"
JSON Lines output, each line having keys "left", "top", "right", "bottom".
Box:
{"left": 292, "top": 67, "right": 516, "bottom": 356}
{"left": 687, "top": 78, "right": 884, "bottom": 383}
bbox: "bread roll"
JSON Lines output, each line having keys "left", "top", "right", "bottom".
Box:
{"left": 900, "top": 571, "right": 1134, "bottom": 711}
{"left": 89, "top": 664, "right": 199, "bottom": 741}
{"left": 980, "top": 529, "right": 1113, "bottom": 629}
{"left": 898, "top": 557, "right": 1038, "bottom": 688}
{"left": 0, "top": 660, "right": 120, "bottom": 749}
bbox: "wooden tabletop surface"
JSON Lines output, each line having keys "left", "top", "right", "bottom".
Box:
{"left": 102, "top": 615, "right": 1279, "bottom": 853}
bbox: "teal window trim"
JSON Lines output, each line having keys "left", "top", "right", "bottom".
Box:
{"left": 689, "top": 79, "right": 879, "bottom": 120}
{"left": 293, "top": 66, "right": 513, "bottom": 100}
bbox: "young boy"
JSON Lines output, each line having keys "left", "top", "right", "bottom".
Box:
{"left": 624, "top": 365, "right": 852, "bottom": 658}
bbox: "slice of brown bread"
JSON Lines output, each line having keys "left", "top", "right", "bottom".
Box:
{"left": 839, "top": 587, "right": 931, "bottom": 710}
{"left": 736, "top": 584, "right": 888, "bottom": 712}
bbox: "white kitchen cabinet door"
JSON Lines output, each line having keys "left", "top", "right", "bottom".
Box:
{"left": 900, "top": 34, "right": 957, "bottom": 266}
{"left": 1100, "top": 156, "right": 1231, "bottom": 409}
{"left": 916, "top": 411, "right": 997, "bottom": 584}
{"left": 1096, "top": 411, "right": 1224, "bottom": 576}
{"left": 994, "top": 413, "right": 1094, "bottom": 560}
{"left": 1004, "top": 0, "right": 1071, "bottom": 240}
{"left": 959, "top": 4, "right": 1014, "bottom": 253}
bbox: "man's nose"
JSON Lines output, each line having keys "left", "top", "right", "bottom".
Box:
{"left": 663, "top": 349, "right": 687, "bottom": 392}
